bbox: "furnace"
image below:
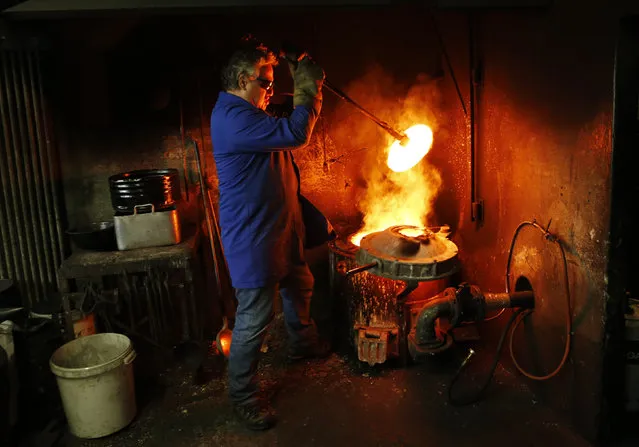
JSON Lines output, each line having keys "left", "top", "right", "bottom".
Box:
{"left": 330, "top": 224, "right": 535, "bottom": 366}
{"left": 329, "top": 225, "right": 455, "bottom": 365}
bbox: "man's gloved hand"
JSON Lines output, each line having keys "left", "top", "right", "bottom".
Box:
{"left": 291, "top": 56, "right": 325, "bottom": 112}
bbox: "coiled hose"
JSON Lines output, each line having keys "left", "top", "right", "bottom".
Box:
{"left": 448, "top": 219, "right": 573, "bottom": 406}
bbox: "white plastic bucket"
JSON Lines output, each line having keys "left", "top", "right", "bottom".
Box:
{"left": 50, "top": 333, "right": 137, "bottom": 439}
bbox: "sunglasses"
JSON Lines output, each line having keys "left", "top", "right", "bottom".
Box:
{"left": 254, "top": 77, "right": 274, "bottom": 92}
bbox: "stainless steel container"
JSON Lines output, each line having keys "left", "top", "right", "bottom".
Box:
{"left": 114, "top": 204, "right": 181, "bottom": 251}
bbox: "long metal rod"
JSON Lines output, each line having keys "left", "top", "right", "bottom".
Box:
{"left": 345, "top": 262, "right": 378, "bottom": 277}
{"left": 323, "top": 81, "right": 407, "bottom": 142}
{"left": 35, "top": 50, "right": 65, "bottom": 271}
{"left": 1, "top": 50, "right": 37, "bottom": 302}
{"left": 0, "top": 178, "right": 12, "bottom": 278}
{"left": 0, "top": 52, "right": 18, "bottom": 280}
{"left": 279, "top": 51, "right": 407, "bottom": 142}
{"left": 427, "top": 8, "right": 467, "bottom": 116}
{"left": 18, "top": 50, "right": 51, "bottom": 299}
{"left": 179, "top": 94, "right": 189, "bottom": 201}
{"left": 469, "top": 14, "right": 478, "bottom": 221}
{"left": 12, "top": 50, "right": 47, "bottom": 301}
{"left": 190, "top": 81, "right": 228, "bottom": 321}
{"left": 193, "top": 140, "right": 224, "bottom": 302}
{"left": 27, "top": 50, "right": 57, "bottom": 291}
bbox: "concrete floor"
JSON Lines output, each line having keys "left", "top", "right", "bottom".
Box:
{"left": 57, "top": 316, "right": 594, "bottom": 447}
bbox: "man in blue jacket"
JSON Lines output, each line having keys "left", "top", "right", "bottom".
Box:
{"left": 211, "top": 42, "right": 328, "bottom": 430}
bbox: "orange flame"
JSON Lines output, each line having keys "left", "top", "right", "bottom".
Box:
{"left": 387, "top": 124, "right": 434, "bottom": 172}
{"left": 350, "top": 135, "right": 441, "bottom": 246}
{"left": 330, "top": 67, "right": 443, "bottom": 246}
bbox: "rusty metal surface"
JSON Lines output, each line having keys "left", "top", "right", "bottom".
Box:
{"left": 0, "top": 45, "right": 64, "bottom": 307}
{"left": 357, "top": 225, "right": 459, "bottom": 281}
{"left": 355, "top": 326, "right": 399, "bottom": 366}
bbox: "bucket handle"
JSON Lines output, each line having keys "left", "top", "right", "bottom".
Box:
{"left": 133, "top": 204, "right": 155, "bottom": 215}
{"left": 123, "top": 350, "right": 137, "bottom": 365}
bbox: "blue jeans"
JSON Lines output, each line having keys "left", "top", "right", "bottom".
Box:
{"left": 228, "top": 262, "right": 318, "bottom": 406}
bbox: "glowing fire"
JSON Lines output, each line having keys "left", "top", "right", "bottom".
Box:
{"left": 387, "top": 124, "right": 434, "bottom": 173}
{"left": 350, "top": 126, "right": 441, "bottom": 246}
{"left": 398, "top": 227, "right": 426, "bottom": 237}
{"left": 337, "top": 68, "right": 443, "bottom": 248}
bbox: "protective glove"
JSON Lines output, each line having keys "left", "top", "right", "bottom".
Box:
{"left": 292, "top": 56, "right": 325, "bottom": 113}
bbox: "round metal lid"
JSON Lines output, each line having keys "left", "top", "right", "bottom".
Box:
{"left": 356, "top": 225, "right": 459, "bottom": 281}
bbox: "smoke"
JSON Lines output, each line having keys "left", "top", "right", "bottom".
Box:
{"left": 327, "top": 65, "right": 444, "bottom": 243}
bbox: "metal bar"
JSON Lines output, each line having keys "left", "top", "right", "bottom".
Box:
{"left": 469, "top": 13, "right": 483, "bottom": 223}
{"left": 26, "top": 50, "right": 57, "bottom": 291}
{"left": 483, "top": 292, "right": 511, "bottom": 309}
{"left": 509, "top": 290, "right": 535, "bottom": 308}
{"left": 279, "top": 49, "right": 408, "bottom": 142}
{"left": 324, "top": 81, "right": 407, "bottom": 142}
{"left": 195, "top": 80, "right": 231, "bottom": 321}
{"left": 35, "top": 50, "right": 65, "bottom": 270}
{"left": 1, "top": 49, "right": 37, "bottom": 303}
{"left": 469, "top": 14, "right": 477, "bottom": 220}
{"left": 427, "top": 8, "right": 467, "bottom": 116}
{"left": 179, "top": 93, "right": 189, "bottom": 201}
{"left": 345, "top": 262, "right": 378, "bottom": 277}
{"left": 0, "top": 77, "right": 18, "bottom": 280}
{"left": 11, "top": 50, "right": 47, "bottom": 301}
{"left": 0, "top": 198, "right": 10, "bottom": 278}
{"left": 16, "top": 49, "right": 50, "bottom": 300}
{"left": 0, "top": 50, "right": 22, "bottom": 282}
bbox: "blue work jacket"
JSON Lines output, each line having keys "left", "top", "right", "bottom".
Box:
{"left": 211, "top": 92, "right": 328, "bottom": 289}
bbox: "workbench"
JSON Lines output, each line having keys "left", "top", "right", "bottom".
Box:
{"left": 57, "top": 228, "right": 203, "bottom": 347}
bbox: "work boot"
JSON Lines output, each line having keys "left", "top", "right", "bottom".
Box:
{"left": 287, "top": 339, "right": 332, "bottom": 363}
{"left": 233, "top": 400, "right": 276, "bottom": 431}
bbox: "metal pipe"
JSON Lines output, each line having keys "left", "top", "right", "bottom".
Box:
{"left": 0, "top": 64, "right": 18, "bottom": 280}
{"left": 414, "top": 288, "right": 534, "bottom": 347}
{"left": 0, "top": 191, "right": 12, "bottom": 278}
{"left": 17, "top": 49, "right": 50, "bottom": 300}
{"left": 427, "top": 7, "right": 467, "bottom": 116}
{"left": 35, "top": 50, "right": 65, "bottom": 274}
{"left": 1, "top": 50, "right": 37, "bottom": 303}
{"left": 279, "top": 51, "right": 408, "bottom": 143}
{"left": 193, "top": 139, "right": 223, "bottom": 300}
{"left": 485, "top": 291, "right": 534, "bottom": 310}
{"left": 195, "top": 78, "right": 233, "bottom": 325}
{"left": 179, "top": 92, "right": 189, "bottom": 201}
{"left": 26, "top": 50, "right": 57, "bottom": 291}
{"left": 414, "top": 290, "right": 456, "bottom": 345}
{"left": 483, "top": 292, "right": 511, "bottom": 309}
{"left": 323, "top": 81, "right": 408, "bottom": 143}
{"left": 469, "top": 14, "right": 477, "bottom": 221}
{"left": 344, "top": 262, "right": 378, "bottom": 277}
{"left": 0, "top": 47, "right": 64, "bottom": 307}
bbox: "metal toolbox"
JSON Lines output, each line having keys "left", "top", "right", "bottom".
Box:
{"left": 114, "top": 204, "right": 181, "bottom": 251}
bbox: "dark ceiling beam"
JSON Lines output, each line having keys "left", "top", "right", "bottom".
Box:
{"left": 2, "top": 0, "right": 553, "bottom": 19}
{"left": 0, "top": 0, "right": 26, "bottom": 11}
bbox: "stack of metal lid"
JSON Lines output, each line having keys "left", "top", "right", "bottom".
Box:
{"left": 109, "top": 169, "right": 183, "bottom": 250}
{"left": 109, "top": 169, "right": 181, "bottom": 215}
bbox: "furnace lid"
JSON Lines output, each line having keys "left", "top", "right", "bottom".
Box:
{"left": 356, "top": 225, "right": 459, "bottom": 281}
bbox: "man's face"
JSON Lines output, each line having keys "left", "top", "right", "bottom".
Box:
{"left": 243, "top": 64, "right": 274, "bottom": 110}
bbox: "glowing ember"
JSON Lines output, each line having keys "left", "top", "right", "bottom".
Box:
{"left": 219, "top": 333, "right": 231, "bottom": 358}
{"left": 386, "top": 124, "right": 434, "bottom": 173}
{"left": 398, "top": 227, "right": 426, "bottom": 237}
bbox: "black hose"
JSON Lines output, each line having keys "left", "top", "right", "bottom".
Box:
{"left": 448, "top": 308, "right": 525, "bottom": 406}
{"left": 448, "top": 218, "right": 571, "bottom": 404}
